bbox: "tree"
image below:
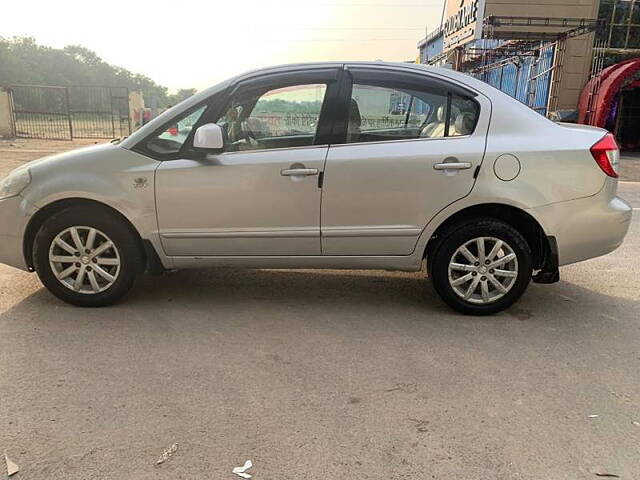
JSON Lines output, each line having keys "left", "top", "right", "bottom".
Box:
{"left": 0, "top": 36, "right": 194, "bottom": 108}
{"left": 168, "top": 88, "right": 198, "bottom": 105}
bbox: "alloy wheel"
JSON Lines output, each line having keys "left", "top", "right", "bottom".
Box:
{"left": 48, "top": 226, "right": 121, "bottom": 294}
{"left": 448, "top": 236, "right": 518, "bottom": 305}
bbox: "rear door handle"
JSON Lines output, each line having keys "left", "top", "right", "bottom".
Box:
{"left": 281, "top": 168, "right": 319, "bottom": 176}
{"left": 433, "top": 162, "right": 472, "bottom": 171}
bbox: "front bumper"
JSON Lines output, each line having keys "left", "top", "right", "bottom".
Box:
{"left": 0, "top": 194, "right": 37, "bottom": 271}
{"left": 528, "top": 182, "right": 632, "bottom": 266}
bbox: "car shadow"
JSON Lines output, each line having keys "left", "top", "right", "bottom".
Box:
{"left": 2, "top": 267, "right": 637, "bottom": 327}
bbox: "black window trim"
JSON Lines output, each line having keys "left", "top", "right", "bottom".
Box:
{"left": 444, "top": 92, "right": 452, "bottom": 138}
{"left": 403, "top": 95, "right": 414, "bottom": 128}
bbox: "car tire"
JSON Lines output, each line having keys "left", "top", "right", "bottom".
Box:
{"left": 430, "top": 217, "right": 532, "bottom": 316}
{"left": 33, "top": 206, "right": 143, "bottom": 307}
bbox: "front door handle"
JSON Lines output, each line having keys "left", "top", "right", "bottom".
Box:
{"left": 433, "top": 162, "right": 472, "bottom": 171}
{"left": 281, "top": 168, "right": 319, "bottom": 176}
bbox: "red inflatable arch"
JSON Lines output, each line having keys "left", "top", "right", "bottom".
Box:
{"left": 577, "top": 58, "right": 640, "bottom": 127}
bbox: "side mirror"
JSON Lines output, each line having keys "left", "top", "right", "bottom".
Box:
{"left": 194, "top": 123, "right": 224, "bottom": 151}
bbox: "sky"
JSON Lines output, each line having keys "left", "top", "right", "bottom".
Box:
{"left": 0, "top": 0, "right": 445, "bottom": 92}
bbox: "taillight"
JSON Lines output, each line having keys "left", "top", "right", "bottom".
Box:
{"left": 590, "top": 133, "right": 619, "bottom": 178}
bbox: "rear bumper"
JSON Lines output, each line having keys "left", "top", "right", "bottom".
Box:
{"left": 0, "top": 194, "right": 36, "bottom": 271}
{"left": 528, "top": 183, "right": 632, "bottom": 266}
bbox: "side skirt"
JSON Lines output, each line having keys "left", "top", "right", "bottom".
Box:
{"left": 166, "top": 254, "right": 423, "bottom": 272}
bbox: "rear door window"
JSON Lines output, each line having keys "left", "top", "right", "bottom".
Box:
{"left": 449, "top": 94, "right": 480, "bottom": 137}
{"left": 349, "top": 84, "right": 433, "bottom": 142}
{"left": 344, "top": 69, "right": 480, "bottom": 144}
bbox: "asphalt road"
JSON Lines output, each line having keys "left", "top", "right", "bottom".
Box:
{"left": 0, "top": 148, "right": 639, "bottom": 479}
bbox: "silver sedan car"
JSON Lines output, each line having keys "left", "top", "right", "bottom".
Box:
{"left": 0, "top": 62, "right": 632, "bottom": 315}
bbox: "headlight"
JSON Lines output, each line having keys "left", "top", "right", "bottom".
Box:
{"left": 0, "top": 168, "right": 31, "bottom": 201}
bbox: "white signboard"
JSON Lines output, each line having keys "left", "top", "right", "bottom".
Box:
{"left": 443, "top": 0, "right": 486, "bottom": 51}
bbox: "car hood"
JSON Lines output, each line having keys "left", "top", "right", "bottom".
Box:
{"left": 14, "top": 143, "right": 118, "bottom": 175}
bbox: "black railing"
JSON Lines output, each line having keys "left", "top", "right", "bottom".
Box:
{"left": 8, "top": 85, "right": 131, "bottom": 140}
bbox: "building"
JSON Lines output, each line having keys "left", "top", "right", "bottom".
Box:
{"left": 417, "top": 0, "right": 640, "bottom": 150}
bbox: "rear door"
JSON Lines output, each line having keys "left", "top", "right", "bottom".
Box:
{"left": 321, "top": 66, "right": 491, "bottom": 255}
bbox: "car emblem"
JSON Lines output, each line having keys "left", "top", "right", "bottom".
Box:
{"left": 133, "top": 177, "right": 148, "bottom": 188}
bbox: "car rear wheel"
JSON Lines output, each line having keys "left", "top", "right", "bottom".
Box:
{"left": 34, "top": 206, "right": 143, "bottom": 307}
{"left": 430, "top": 218, "right": 532, "bottom": 315}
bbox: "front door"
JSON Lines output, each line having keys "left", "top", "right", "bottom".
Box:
{"left": 321, "top": 66, "right": 490, "bottom": 255}
{"left": 153, "top": 70, "right": 339, "bottom": 256}
{"left": 156, "top": 146, "right": 327, "bottom": 256}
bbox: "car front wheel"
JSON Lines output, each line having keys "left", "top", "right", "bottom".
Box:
{"left": 33, "top": 206, "right": 143, "bottom": 307}
{"left": 430, "top": 218, "right": 533, "bottom": 315}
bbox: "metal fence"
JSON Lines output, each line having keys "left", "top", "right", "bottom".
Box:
{"left": 10, "top": 85, "right": 72, "bottom": 140}
{"left": 464, "top": 42, "right": 558, "bottom": 116}
{"left": 8, "top": 85, "right": 131, "bottom": 140}
{"left": 450, "top": 16, "right": 603, "bottom": 118}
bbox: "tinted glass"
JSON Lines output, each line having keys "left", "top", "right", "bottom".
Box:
{"left": 347, "top": 82, "right": 479, "bottom": 144}
{"left": 217, "top": 84, "right": 327, "bottom": 152}
{"left": 450, "top": 95, "right": 480, "bottom": 137}
{"left": 146, "top": 106, "right": 207, "bottom": 156}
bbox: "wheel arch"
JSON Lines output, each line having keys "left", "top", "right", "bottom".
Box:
{"left": 23, "top": 198, "right": 148, "bottom": 272}
{"left": 424, "top": 203, "right": 552, "bottom": 272}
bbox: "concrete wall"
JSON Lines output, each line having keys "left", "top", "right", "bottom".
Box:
{"left": 0, "top": 88, "right": 15, "bottom": 138}
{"left": 129, "top": 91, "right": 145, "bottom": 132}
{"left": 557, "top": 34, "right": 597, "bottom": 110}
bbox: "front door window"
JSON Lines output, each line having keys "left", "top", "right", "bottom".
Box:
{"left": 145, "top": 106, "right": 207, "bottom": 156}
{"left": 217, "top": 84, "right": 328, "bottom": 152}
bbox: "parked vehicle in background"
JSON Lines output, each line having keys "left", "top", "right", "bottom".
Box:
{"left": 0, "top": 62, "right": 632, "bottom": 314}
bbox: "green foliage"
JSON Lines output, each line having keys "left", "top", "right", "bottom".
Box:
{"left": 254, "top": 99, "right": 323, "bottom": 114}
{"left": 0, "top": 36, "right": 192, "bottom": 108}
{"left": 167, "top": 88, "right": 198, "bottom": 106}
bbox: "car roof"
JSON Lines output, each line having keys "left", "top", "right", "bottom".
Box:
{"left": 229, "top": 61, "right": 475, "bottom": 87}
